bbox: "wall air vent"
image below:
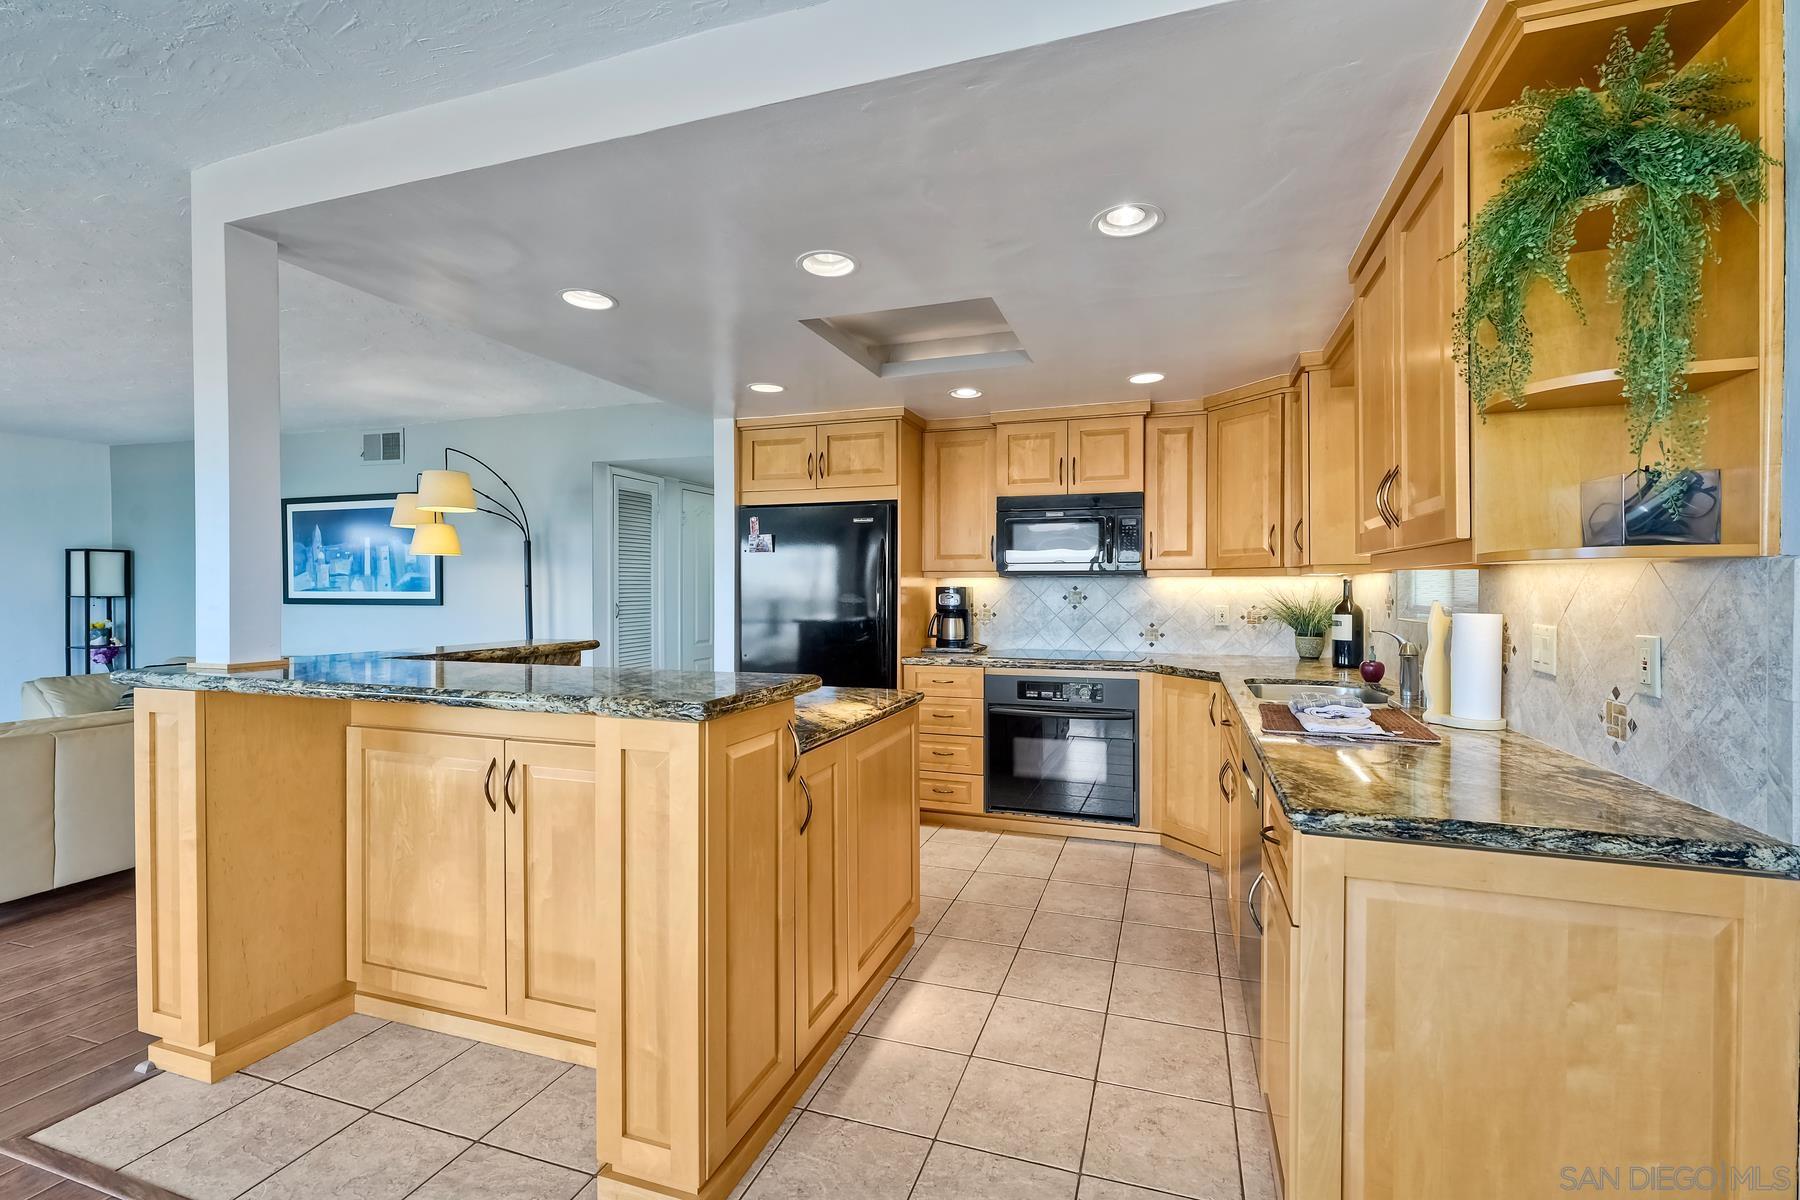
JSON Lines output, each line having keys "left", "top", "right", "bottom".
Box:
{"left": 361, "top": 430, "right": 405, "bottom": 464}
{"left": 800, "top": 297, "right": 1030, "bottom": 379}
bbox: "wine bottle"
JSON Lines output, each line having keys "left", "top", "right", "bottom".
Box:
{"left": 1331, "top": 579, "right": 1363, "bottom": 669}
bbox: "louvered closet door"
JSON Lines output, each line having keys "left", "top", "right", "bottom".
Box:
{"left": 611, "top": 476, "right": 659, "bottom": 668}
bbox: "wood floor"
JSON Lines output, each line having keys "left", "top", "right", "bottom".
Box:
{"left": 0, "top": 873, "right": 151, "bottom": 1200}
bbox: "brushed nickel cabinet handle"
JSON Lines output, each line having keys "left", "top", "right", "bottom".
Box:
{"left": 1248, "top": 873, "right": 1266, "bottom": 934}
{"left": 1386, "top": 465, "right": 1401, "bottom": 526}
{"left": 483, "top": 758, "right": 498, "bottom": 812}
{"left": 1261, "top": 824, "right": 1283, "bottom": 848}
{"left": 503, "top": 759, "right": 518, "bottom": 814}
{"left": 786, "top": 721, "right": 800, "bottom": 781}
{"left": 1218, "top": 761, "right": 1231, "bottom": 798}
{"left": 1374, "top": 466, "right": 1397, "bottom": 528}
{"left": 798, "top": 774, "right": 815, "bottom": 834}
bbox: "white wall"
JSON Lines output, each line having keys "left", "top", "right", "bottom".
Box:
{"left": 0, "top": 432, "right": 114, "bottom": 722}
{"left": 110, "top": 402, "right": 714, "bottom": 660}
{"left": 110, "top": 440, "right": 197, "bottom": 667}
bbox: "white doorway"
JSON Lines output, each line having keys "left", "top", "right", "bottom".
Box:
{"left": 677, "top": 484, "right": 715, "bottom": 670}
{"left": 594, "top": 460, "right": 714, "bottom": 670}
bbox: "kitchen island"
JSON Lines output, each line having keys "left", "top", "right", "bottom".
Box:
{"left": 118, "top": 642, "right": 921, "bottom": 1200}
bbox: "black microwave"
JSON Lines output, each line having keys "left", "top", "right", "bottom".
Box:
{"left": 995, "top": 493, "right": 1145, "bottom": 576}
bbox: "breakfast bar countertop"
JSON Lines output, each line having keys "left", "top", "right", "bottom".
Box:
{"left": 794, "top": 686, "right": 923, "bottom": 753}
{"left": 902, "top": 649, "right": 1800, "bottom": 880}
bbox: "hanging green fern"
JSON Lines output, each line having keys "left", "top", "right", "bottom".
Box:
{"left": 1452, "top": 20, "right": 1774, "bottom": 483}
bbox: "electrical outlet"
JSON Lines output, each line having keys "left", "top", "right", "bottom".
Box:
{"left": 1637, "top": 634, "right": 1663, "bottom": 698}
{"left": 1530, "top": 623, "right": 1558, "bottom": 676}
{"left": 1213, "top": 604, "right": 1230, "bottom": 628}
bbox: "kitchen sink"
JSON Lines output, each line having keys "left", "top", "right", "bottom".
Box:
{"left": 1246, "top": 680, "right": 1391, "bottom": 707}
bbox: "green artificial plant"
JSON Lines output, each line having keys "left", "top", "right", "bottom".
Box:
{"left": 1452, "top": 20, "right": 1775, "bottom": 490}
{"left": 1263, "top": 590, "right": 1337, "bottom": 639}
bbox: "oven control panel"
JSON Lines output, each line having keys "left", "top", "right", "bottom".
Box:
{"left": 1015, "top": 680, "right": 1106, "bottom": 705}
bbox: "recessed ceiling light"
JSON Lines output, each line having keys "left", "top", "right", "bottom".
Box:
{"left": 798, "top": 250, "right": 857, "bottom": 278}
{"left": 949, "top": 387, "right": 983, "bottom": 400}
{"left": 1093, "top": 203, "right": 1164, "bottom": 238}
{"left": 560, "top": 288, "right": 616, "bottom": 310}
{"left": 1129, "top": 372, "right": 1165, "bottom": 385}
{"left": 747, "top": 382, "right": 785, "bottom": 393}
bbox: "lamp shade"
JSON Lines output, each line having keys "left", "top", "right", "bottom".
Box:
{"left": 408, "top": 518, "right": 463, "bottom": 557}
{"left": 69, "top": 549, "right": 128, "bottom": 597}
{"left": 389, "top": 492, "right": 425, "bottom": 529}
{"left": 417, "top": 469, "right": 478, "bottom": 513}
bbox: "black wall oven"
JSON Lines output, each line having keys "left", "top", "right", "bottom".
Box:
{"left": 995, "top": 493, "right": 1144, "bottom": 576}
{"left": 984, "top": 671, "right": 1139, "bottom": 825}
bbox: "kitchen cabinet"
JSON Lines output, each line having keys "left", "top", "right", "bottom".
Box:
{"left": 1144, "top": 413, "right": 1207, "bottom": 570}
{"left": 739, "top": 419, "right": 899, "bottom": 498}
{"left": 817, "top": 420, "right": 901, "bottom": 491}
{"left": 921, "top": 427, "right": 997, "bottom": 573}
{"left": 1281, "top": 387, "right": 1309, "bottom": 567}
{"left": 1258, "top": 852, "right": 1295, "bottom": 1191}
{"left": 995, "top": 420, "right": 1067, "bottom": 495}
{"left": 994, "top": 412, "right": 1144, "bottom": 496}
{"left": 845, "top": 714, "right": 920, "bottom": 994}
{"left": 1068, "top": 415, "right": 1145, "bottom": 492}
{"left": 739, "top": 425, "right": 819, "bottom": 495}
{"left": 505, "top": 740, "right": 599, "bottom": 1039}
{"left": 1303, "top": 317, "right": 1372, "bottom": 569}
{"left": 1354, "top": 235, "right": 1399, "bottom": 557}
{"left": 901, "top": 666, "right": 983, "bottom": 818}
{"left": 1151, "top": 677, "right": 1224, "bottom": 856}
{"left": 1207, "top": 391, "right": 1285, "bottom": 569}
{"left": 794, "top": 737, "right": 851, "bottom": 1063}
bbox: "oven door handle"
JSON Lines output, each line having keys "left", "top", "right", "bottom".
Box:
{"left": 985, "top": 705, "right": 1137, "bottom": 721}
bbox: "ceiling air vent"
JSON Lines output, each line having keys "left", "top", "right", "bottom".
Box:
{"left": 361, "top": 430, "right": 404, "bottom": 464}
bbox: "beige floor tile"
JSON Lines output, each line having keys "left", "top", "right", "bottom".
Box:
{"left": 124, "top": 1085, "right": 361, "bottom": 1200}
{"left": 240, "top": 1112, "right": 467, "bottom": 1200}
{"left": 920, "top": 865, "right": 974, "bottom": 899}
{"left": 955, "top": 871, "right": 1049, "bottom": 909}
{"left": 919, "top": 823, "right": 942, "bottom": 845}
{"left": 1078, "top": 1177, "right": 1187, "bottom": 1199}
{"left": 1128, "top": 862, "right": 1210, "bottom": 897}
{"left": 932, "top": 827, "right": 1000, "bottom": 848}
{"left": 484, "top": 1065, "right": 600, "bottom": 1172}
{"left": 806, "top": 1036, "right": 966, "bottom": 1137}
{"left": 911, "top": 1142, "right": 1078, "bottom": 1200}
{"left": 938, "top": 1058, "right": 1093, "bottom": 1171}
{"left": 1118, "top": 922, "right": 1218, "bottom": 974}
{"left": 1108, "top": 962, "right": 1225, "bottom": 1031}
{"left": 851, "top": 979, "right": 896, "bottom": 1033}
{"left": 1212, "top": 897, "right": 1236, "bottom": 932}
{"left": 1237, "top": 1107, "right": 1279, "bottom": 1200}
{"left": 1217, "top": 931, "right": 1257, "bottom": 979}
{"left": 1220, "top": 976, "right": 1250, "bottom": 1035}
{"left": 1001, "top": 949, "right": 1114, "bottom": 1012}
{"left": 33, "top": 1070, "right": 270, "bottom": 1169}
{"left": 1098, "top": 1015, "right": 1232, "bottom": 1104}
{"left": 1227, "top": 1034, "right": 1265, "bottom": 1111}
{"left": 729, "top": 1109, "right": 798, "bottom": 1200}
{"left": 1124, "top": 889, "right": 1214, "bottom": 932}
{"left": 1022, "top": 910, "right": 1122, "bottom": 960}
{"left": 900, "top": 935, "right": 1016, "bottom": 992}
{"left": 798, "top": 1036, "right": 852, "bottom": 1108}
{"left": 977, "top": 847, "right": 1059, "bottom": 879}
{"left": 994, "top": 831, "right": 1066, "bottom": 853}
{"left": 921, "top": 839, "right": 990, "bottom": 871}
{"left": 241, "top": 1015, "right": 388, "bottom": 1082}
{"left": 913, "top": 894, "right": 952, "bottom": 935}
{"left": 934, "top": 900, "right": 1034, "bottom": 947}
{"left": 1037, "top": 880, "right": 1127, "bottom": 921}
{"left": 411, "top": 1144, "right": 590, "bottom": 1200}
{"left": 285, "top": 1022, "right": 474, "bottom": 1108}
{"left": 1048, "top": 852, "right": 1132, "bottom": 888}
{"left": 378, "top": 1042, "right": 571, "bottom": 1139}
{"left": 1065, "top": 838, "right": 1134, "bottom": 857}
{"left": 858, "top": 980, "right": 995, "bottom": 1054}
{"left": 1133, "top": 843, "right": 1203, "bottom": 868}
{"left": 973, "top": 996, "right": 1104, "bottom": 1078}
{"left": 743, "top": 1112, "right": 928, "bottom": 1200}
{"left": 1084, "top": 1083, "right": 1242, "bottom": 1199}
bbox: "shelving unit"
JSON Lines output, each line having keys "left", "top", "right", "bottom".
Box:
{"left": 1486, "top": 357, "right": 1761, "bottom": 414}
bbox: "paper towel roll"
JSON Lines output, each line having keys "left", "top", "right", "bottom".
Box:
{"left": 1448, "top": 612, "right": 1505, "bottom": 728}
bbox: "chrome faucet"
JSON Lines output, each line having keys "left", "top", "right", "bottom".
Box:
{"left": 1372, "top": 629, "right": 1422, "bottom": 709}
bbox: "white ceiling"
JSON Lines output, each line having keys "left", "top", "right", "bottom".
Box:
{"left": 244, "top": 0, "right": 1484, "bottom": 422}
{"left": 0, "top": 0, "right": 818, "bottom": 444}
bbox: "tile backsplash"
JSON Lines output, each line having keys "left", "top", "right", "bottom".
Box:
{"left": 958, "top": 575, "right": 1345, "bottom": 657}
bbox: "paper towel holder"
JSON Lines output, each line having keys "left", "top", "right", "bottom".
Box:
{"left": 1423, "top": 606, "right": 1509, "bottom": 732}
{"left": 1431, "top": 711, "right": 1508, "bottom": 731}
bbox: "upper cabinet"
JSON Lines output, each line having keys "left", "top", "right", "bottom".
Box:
{"left": 994, "top": 411, "right": 1145, "bottom": 496}
{"left": 921, "top": 426, "right": 997, "bottom": 574}
{"left": 816, "top": 420, "right": 901, "bottom": 491}
{"left": 1300, "top": 317, "right": 1372, "bottom": 571}
{"left": 739, "top": 418, "right": 900, "bottom": 500}
{"left": 1144, "top": 412, "right": 1207, "bottom": 571}
{"left": 1207, "top": 388, "right": 1286, "bottom": 570}
{"left": 739, "top": 425, "right": 819, "bottom": 495}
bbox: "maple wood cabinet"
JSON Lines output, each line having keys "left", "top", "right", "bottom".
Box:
{"left": 739, "top": 419, "right": 899, "bottom": 498}
{"left": 1207, "top": 391, "right": 1286, "bottom": 569}
{"left": 921, "top": 427, "right": 996, "bottom": 573}
{"left": 903, "top": 665, "right": 984, "bottom": 817}
{"left": 1144, "top": 413, "right": 1207, "bottom": 570}
{"left": 995, "top": 413, "right": 1144, "bottom": 495}
{"left": 1150, "top": 676, "right": 1225, "bottom": 855}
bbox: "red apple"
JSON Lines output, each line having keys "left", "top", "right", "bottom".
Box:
{"left": 1359, "top": 659, "right": 1386, "bottom": 684}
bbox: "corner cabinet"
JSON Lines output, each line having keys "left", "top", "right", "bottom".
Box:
{"left": 921, "top": 427, "right": 997, "bottom": 574}
{"left": 1207, "top": 391, "right": 1285, "bottom": 569}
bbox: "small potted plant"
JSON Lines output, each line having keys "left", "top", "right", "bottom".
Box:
{"left": 88, "top": 619, "right": 124, "bottom": 670}
{"left": 1264, "top": 590, "right": 1336, "bottom": 660}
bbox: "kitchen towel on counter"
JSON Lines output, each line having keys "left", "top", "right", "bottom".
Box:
{"left": 1288, "top": 691, "right": 1389, "bottom": 737}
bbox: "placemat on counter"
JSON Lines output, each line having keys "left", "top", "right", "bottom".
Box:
{"left": 1259, "top": 702, "right": 1441, "bottom": 745}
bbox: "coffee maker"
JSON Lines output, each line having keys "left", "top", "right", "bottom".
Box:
{"left": 924, "top": 586, "right": 981, "bottom": 653}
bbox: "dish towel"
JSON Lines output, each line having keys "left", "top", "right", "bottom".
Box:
{"left": 1288, "top": 692, "right": 1391, "bottom": 738}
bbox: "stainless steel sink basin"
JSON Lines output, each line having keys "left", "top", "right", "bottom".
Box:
{"left": 1246, "top": 681, "right": 1391, "bottom": 707}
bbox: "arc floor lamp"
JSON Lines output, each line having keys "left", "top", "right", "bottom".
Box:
{"left": 390, "top": 448, "right": 535, "bottom": 641}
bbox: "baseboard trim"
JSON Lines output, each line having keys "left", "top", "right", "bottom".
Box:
{"left": 354, "top": 994, "right": 596, "bottom": 1068}
{"left": 924, "top": 809, "right": 1160, "bottom": 844}
{"left": 149, "top": 992, "right": 355, "bottom": 1083}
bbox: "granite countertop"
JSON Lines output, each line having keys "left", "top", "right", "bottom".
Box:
{"left": 794, "top": 687, "right": 923, "bottom": 753}
{"left": 902, "top": 649, "right": 1800, "bottom": 879}
{"left": 118, "top": 641, "right": 820, "bottom": 722}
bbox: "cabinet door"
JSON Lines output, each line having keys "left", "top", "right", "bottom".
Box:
{"left": 1391, "top": 115, "right": 1472, "bottom": 551}
{"left": 1068, "top": 415, "right": 1145, "bottom": 492}
{"left": 1355, "top": 236, "right": 1399, "bottom": 556}
{"left": 1144, "top": 414, "right": 1206, "bottom": 570}
{"left": 1155, "top": 678, "right": 1222, "bottom": 854}
{"left": 348, "top": 728, "right": 507, "bottom": 1016}
{"left": 1206, "top": 395, "right": 1284, "bottom": 569}
{"left": 1308, "top": 341, "right": 1371, "bottom": 567}
{"left": 739, "top": 425, "right": 818, "bottom": 495}
{"left": 1282, "top": 387, "right": 1309, "bottom": 567}
{"left": 817, "top": 420, "right": 900, "bottom": 491}
{"left": 504, "top": 739, "right": 598, "bottom": 1039}
{"left": 846, "top": 713, "right": 919, "bottom": 993}
{"left": 995, "top": 420, "right": 1068, "bottom": 496}
{"left": 794, "top": 741, "right": 851, "bottom": 1062}
{"left": 1259, "top": 863, "right": 1294, "bottom": 1191}
{"left": 922, "top": 428, "right": 997, "bottom": 573}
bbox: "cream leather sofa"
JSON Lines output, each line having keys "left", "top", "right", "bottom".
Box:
{"left": 1, "top": 675, "right": 133, "bottom": 904}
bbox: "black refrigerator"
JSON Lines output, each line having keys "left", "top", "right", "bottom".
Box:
{"left": 737, "top": 501, "right": 898, "bottom": 688}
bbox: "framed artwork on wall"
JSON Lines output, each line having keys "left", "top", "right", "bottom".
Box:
{"left": 282, "top": 494, "right": 443, "bottom": 605}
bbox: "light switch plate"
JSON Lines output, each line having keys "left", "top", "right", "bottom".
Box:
{"left": 1213, "top": 604, "right": 1230, "bottom": 628}
{"left": 1637, "top": 634, "right": 1663, "bottom": 698}
{"left": 1530, "top": 623, "right": 1558, "bottom": 675}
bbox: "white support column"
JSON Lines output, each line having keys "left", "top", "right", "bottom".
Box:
{"left": 712, "top": 418, "right": 737, "bottom": 670}
{"left": 192, "top": 223, "right": 283, "bottom": 667}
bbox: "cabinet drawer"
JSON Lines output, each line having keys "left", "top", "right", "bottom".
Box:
{"left": 918, "top": 734, "right": 982, "bottom": 775}
{"left": 915, "top": 697, "right": 982, "bottom": 735}
{"left": 902, "top": 665, "right": 985, "bottom": 698}
{"left": 919, "top": 772, "right": 983, "bottom": 815}
{"left": 1261, "top": 796, "right": 1296, "bottom": 918}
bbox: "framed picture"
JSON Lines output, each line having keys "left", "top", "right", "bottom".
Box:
{"left": 282, "top": 494, "right": 443, "bottom": 605}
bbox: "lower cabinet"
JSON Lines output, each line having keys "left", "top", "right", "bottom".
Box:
{"left": 1258, "top": 853, "right": 1295, "bottom": 1192}
{"left": 845, "top": 715, "right": 921, "bottom": 994}
{"left": 793, "top": 738, "right": 851, "bottom": 1063}
{"left": 1152, "top": 677, "right": 1224, "bottom": 855}
{"left": 505, "top": 740, "right": 601, "bottom": 1039}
